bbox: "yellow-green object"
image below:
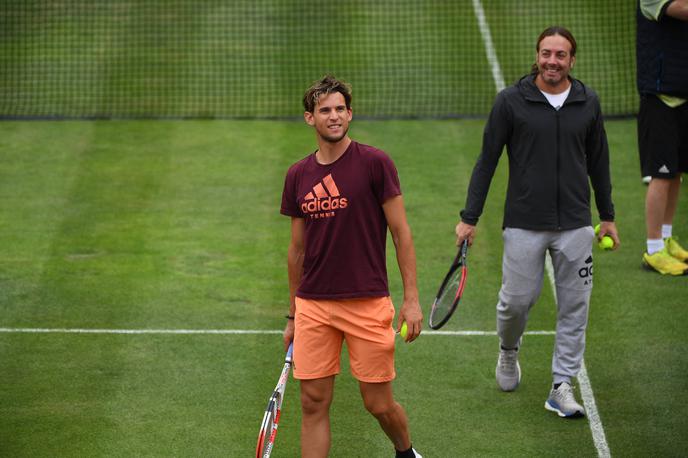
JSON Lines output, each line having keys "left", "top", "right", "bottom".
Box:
{"left": 599, "top": 236, "right": 614, "bottom": 250}
{"left": 595, "top": 224, "right": 612, "bottom": 249}
{"left": 643, "top": 250, "right": 688, "bottom": 276}
{"left": 400, "top": 322, "right": 408, "bottom": 339}
{"left": 665, "top": 236, "right": 688, "bottom": 262}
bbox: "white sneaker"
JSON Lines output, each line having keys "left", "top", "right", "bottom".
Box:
{"left": 495, "top": 347, "right": 521, "bottom": 391}
{"left": 413, "top": 449, "right": 422, "bottom": 458}
{"left": 545, "top": 382, "right": 585, "bottom": 418}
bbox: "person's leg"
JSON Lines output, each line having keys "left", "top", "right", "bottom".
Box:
{"left": 662, "top": 99, "right": 688, "bottom": 229}
{"left": 543, "top": 227, "right": 594, "bottom": 418}
{"left": 497, "top": 228, "right": 548, "bottom": 348}
{"left": 293, "top": 297, "right": 344, "bottom": 457}
{"left": 495, "top": 228, "right": 548, "bottom": 391}
{"left": 662, "top": 103, "right": 688, "bottom": 261}
{"left": 663, "top": 175, "right": 688, "bottom": 262}
{"left": 548, "top": 227, "right": 594, "bottom": 386}
{"left": 640, "top": 94, "right": 675, "bottom": 244}
{"left": 646, "top": 177, "right": 676, "bottom": 241}
{"left": 640, "top": 98, "right": 688, "bottom": 273}
{"left": 341, "top": 297, "right": 419, "bottom": 456}
{"left": 300, "top": 377, "right": 335, "bottom": 458}
{"left": 359, "top": 381, "right": 411, "bottom": 452}
{"left": 663, "top": 176, "right": 682, "bottom": 227}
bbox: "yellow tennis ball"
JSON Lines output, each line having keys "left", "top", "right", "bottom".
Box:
{"left": 594, "top": 224, "right": 601, "bottom": 236}
{"left": 599, "top": 236, "right": 614, "bottom": 250}
{"left": 400, "top": 322, "right": 408, "bottom": 339}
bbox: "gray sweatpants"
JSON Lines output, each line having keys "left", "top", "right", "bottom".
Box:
{"left": 497, "top": 227, "right": 595, "bottom": 385}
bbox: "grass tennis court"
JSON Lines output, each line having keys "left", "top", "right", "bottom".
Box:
{"left": 1, "top": 119, "right": 686, "bottom": 457}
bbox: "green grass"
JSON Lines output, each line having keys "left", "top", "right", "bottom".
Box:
{"left": 0, "top": 119, "right": 686, "bottom": 457}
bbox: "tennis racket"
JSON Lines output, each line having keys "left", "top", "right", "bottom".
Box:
{"left": 429, "top": 240, "right": 469, "bottom": 329}
{"left": 256, "top": 342, "right": 294, "bottom": 458}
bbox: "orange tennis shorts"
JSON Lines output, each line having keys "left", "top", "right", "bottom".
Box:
{"left": 293, "top": 296, "right": 396, "bottom": 383}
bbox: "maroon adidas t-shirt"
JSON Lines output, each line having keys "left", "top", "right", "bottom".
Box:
{"left": 280, "top": 141, "right": 402, "bottom": 299}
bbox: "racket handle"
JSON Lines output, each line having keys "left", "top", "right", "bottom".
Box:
{"left": 286, "top": 342, "right": 294, "bottom": 362}
{"left": 460, "top": 239, "right": 469, "bottom": 256}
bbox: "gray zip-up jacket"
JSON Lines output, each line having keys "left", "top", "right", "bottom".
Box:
{"left": 460, "top": 74, "right": 615, "bottom": 231}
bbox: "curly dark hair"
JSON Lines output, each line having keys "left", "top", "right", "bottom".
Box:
{"left": 303, "top": 75, "right": 352, "bottom": 113}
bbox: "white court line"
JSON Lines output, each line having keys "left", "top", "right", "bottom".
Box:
{"left": 546, "top": 254, "right": 611, "bottom": 458}
{"left": 0, "top": 327, "right": 554, "bottom": 336}
{"left": 427, "top": 330, "right": 554, "bottom": 336}
{"left": 579, "top": 362, "right": 611, "bottom": 457}
{"left": 471, "top": 0, "right": 506, "bottom": 93}
{"left": 0, "top": 328, "right": 282, "bottom": 335}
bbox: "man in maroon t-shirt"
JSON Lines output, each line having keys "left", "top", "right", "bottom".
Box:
{"left": 281, "top": 75, "right": 423, "bottom": 458}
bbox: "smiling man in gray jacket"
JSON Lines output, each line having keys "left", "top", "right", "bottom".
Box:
{"left": 455, "top": 26, "right": 620, "bottom": 418}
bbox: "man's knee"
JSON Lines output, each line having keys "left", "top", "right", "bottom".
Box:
{"left": 360, "top": 383, "right": 396, "bottom": 418}
{"left": 361, "top": 383, "right": 399, "bottom": 418}
{"left": 363, "top": 396, "right": 397, "bottom": 419}
{"left": 498, "top": 289, "right": 537, "bottom": 314}
{"left": 300, "top": 380, "right": 333, "bottom": 416}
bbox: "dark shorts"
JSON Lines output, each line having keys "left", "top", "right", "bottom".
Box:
{"left": 637, "top": 94, "right": 688, "bottom": 178}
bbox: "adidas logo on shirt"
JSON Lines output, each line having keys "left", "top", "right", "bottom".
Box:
{"left": 301, "top": 174, "right": 348, "bottom": 219}
{"left": 658, "top": 165, "right": 670, "bottom": 174}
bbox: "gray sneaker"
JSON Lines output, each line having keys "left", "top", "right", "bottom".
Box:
{"left": 495, "top": 347, "right": 521, "bottom": 391}
{"left": 545, "top": 382, "right": 585, "bottom": 418}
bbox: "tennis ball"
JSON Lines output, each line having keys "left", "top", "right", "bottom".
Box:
{"left": 599, "top": 236, "right": 614, "bottom": 250}
{"left": 400, "top": 322, "right": 408, "bottom": 339}
{"left": 594, "top": 224, "right": 601, "bottom": 236}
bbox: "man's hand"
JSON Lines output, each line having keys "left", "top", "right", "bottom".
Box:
{"left": 283, "top": 318, "right": 295, "bottom": 352}
{"left": 397, "top": 299, "right": 423, "bottom": 342}
{"left": 598, "top": 221, "right": 620, "bottom": 250}
{"left": 456, "top": 221, "right": 477, "bottom": 246}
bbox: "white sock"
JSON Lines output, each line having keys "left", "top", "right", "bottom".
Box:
{"left": 662, "top": 224, "right": 672, "bottom": 239}
{"left": 647, "top": 238, "right": 664, "bottom": 255}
